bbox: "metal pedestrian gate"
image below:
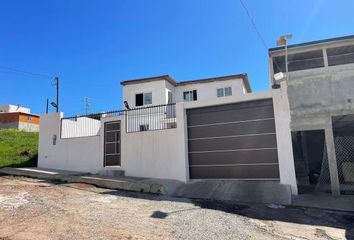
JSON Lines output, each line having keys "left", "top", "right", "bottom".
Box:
{"left": 187, "top": 99, "right": 279, "bottom": 179}
{"left": 104, "top": 121, "right": 121, "bottom": 166}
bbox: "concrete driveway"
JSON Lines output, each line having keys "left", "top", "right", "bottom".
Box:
{"left": 0, "top": 176, "right": 353, "bottom": 240}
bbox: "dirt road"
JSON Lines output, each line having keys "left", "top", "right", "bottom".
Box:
{"left": 0, "top": 176, "right": 353, "bottom": 240}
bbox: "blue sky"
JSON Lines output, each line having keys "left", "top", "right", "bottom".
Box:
{"left": 0, "top": 0, "right": 353, "bottom": 116}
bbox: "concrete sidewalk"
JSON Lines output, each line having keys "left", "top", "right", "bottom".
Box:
{"left": 0, "top": 167, "right": 177, "bottom": 194}
{"left": 1, "top": 167, "right": 353, "bottom": 212}
{"left": 293, "top": 193, "right": 354, "bottom": 212}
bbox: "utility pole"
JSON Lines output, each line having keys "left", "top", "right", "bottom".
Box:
{"left": 54, "top": 77, "right": 59, "bottom": 112}
{"left": 272, "top": 34, "right": 293, "bottom": 89}
{"left": 46, "top": 98, "right": 49, "bottom": 114}
{"left": 84, "top": 97, "right": 90, "bottom": 115}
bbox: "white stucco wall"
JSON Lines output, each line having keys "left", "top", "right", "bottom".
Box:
{"left": 61, "top": 117, "right": 100, "bottom": 138}
{"left": 122, "top": 80, "right": 168, "bottom": 108}
{"left": 102, "top": 103, "right": 188, "bottom": 182}
{"left": 122, "top": 78, "right": 247, "bottom": 108}
{"left": 175, "top": 78, "right": 245, "bottom": 102}
{"left": 38, "top": 113, "right": 102, "bottom": 173}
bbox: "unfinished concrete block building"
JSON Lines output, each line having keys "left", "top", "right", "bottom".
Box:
{"left": 269, "top": 35, "right": 354, "bottom": 196}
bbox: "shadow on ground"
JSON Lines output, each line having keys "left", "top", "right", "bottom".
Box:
{"left": 0, "top": 154, "right": 38, "bottom": 168}
{"left": 3, "top": 176, "right": 354, "bottom": 240}
{"left": 101, "top": 189, "right": 354, "bottom": 240}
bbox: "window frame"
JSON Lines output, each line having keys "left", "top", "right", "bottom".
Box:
{"left": 217, "top": 87, "right": 232, "bottom": 98}
{"left": 183, "top": 90, "right": 197, "bottom": 102}
{"left": 135, "top": 92, "right": 152, "bottom": 107}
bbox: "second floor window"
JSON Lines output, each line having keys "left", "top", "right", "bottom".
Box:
{"left": 136, "top": 92, "right": 152, "bottom": 106}
{"left": 217, "top": 87, "right": 232, "bottom": 97}
{"left": 183, "top": 90, "right": 197, "bottom": 102}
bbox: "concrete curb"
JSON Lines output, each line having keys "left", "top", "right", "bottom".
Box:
{"left": 0, "top": 167, "right": 164, "bottom": 194}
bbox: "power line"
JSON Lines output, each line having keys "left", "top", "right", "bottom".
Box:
{"left": 238, "top": 0, "right": 268, "bottom": 50}
{"left": 0, "top": 65, "right": 53, "bottom": 79}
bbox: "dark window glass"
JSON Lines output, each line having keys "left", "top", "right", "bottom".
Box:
{"left": 183, "top": 90, "right": 197, "bottom": 101}
{"left": 135, "top": 93, "right": 143, "bottom": 106}
{"left": 193, "top": 90, "right": 197, "bottom": 101}
{"left": 139, "top": 124, "right": 149, "bottom": 131}
{"left": 327, "top": 45, "right": 354, "bottom": 66}
{"left": 273, "top": 50, "right": 324, "bottom": 73}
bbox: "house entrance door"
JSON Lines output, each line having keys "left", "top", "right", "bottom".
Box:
{"left": 104, "top": 121, "right": 121, "bottom": 166}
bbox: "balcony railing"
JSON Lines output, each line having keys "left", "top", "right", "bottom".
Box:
{"left": 125, "top": 103, "right": 177, "bottom": 133}
{"left": 60, "top": 103, "right": 177, "bottom": 138}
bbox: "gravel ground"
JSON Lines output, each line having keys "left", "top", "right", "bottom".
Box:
{"left": 0, "top": 176, "right": 353, "bottom": 240}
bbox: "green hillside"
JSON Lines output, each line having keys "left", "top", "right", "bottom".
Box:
{"left": 0, "top": 129, "right": 38, "bottom": 168}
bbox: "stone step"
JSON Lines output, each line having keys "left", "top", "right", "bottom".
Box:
{"left": 98, "top": 168, "right": 125, "bottom": 177}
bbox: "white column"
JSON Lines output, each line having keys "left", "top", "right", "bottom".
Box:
{"left": 324, "top": 123, "right": 341, "bottom": 196}
{"left": 272, "top": 82, "right": 298, "bottom": 195}
{"left": 176, "top": 102, "right": 189, "bottom": 182}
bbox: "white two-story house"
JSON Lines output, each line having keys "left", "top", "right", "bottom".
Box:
{"left": 121, "top": 74, "right": 251, "bottom": 108}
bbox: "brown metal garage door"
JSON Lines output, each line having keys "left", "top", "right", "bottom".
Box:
{"left": 187, "top": 99, "right": 279, "bottom": 179}
{"left": 104, "top": 121, "right": 121, "bottom": 166}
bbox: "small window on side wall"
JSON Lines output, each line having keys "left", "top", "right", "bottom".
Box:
{"left": 217, "top": 88, "right": 224, "bottom": 97}
{"left": 27, "top": 116, "right": 32, "bottom": 120}
{"left": 135, "top": 92, "right": 152, "bottom": 106}
{"left": 183, "top": 90, "right": 197, "bottom": 102}
{"left": 136, "top": 93, "right": 144, "bottom": 106}
{"left": 225, "top": 87, "right": 232, "bottom": 96}
{"left": 217, "top": 87, "right": 232, "bottom": 97}
{"left": 144, "top": 92, "right": 152, "bottom": 105}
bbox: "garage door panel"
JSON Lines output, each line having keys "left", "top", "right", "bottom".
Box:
{"left": 189, "top": 134, "right": 277, "bottom": 152}
{"left": 187, "top": 99, "right": 273, "bottom": 115}
{"left": 189, "top": 165, "right": 280, "bottom": 179}
{"left": 188, "top": 105, "right": 274, "bottom": 126}
{"left": 189, "top": 149, "right": 278, "bottom": 165}
{"left": 188, "top": 119, "right": 276, "bottom": 139}
{"left": 187, "top": 99, "right": 279, "bottom": 180}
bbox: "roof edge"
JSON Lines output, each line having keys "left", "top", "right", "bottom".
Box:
{"left": 177, "top": 73, "right": 251, "bottom": 92}
{"left": 269, "top": 35, "right": 354, "bottom": 52}
{"left": 120, "top": 73, "right": 251, "bottom": 92}
{"left": 120, "top": 75, "right": 178, "bottom": 86}
{"left": 0, "top": 112, "right": 40, "bottom": 117}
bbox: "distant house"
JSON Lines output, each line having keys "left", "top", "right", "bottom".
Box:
{"left": 0, "top": 105, "right": 40, "bottom": 132}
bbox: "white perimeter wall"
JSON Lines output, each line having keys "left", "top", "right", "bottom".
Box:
{"left": 101, "top": 103, "right": 188, "bottom": 182}
{"left": 38, "top": 90, "right": 297, "bottom": 193}
{"left": 38, "top": 113, "right": 102, "bottom": 173}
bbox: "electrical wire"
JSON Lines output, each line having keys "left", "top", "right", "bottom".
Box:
{"left": 0, "top": 65, "right": 54, "bottom": 79}
{"left": 238, "top": 0, "right": 285, "bottom": 75}
{"left": 239, "top": 0, "right": 268, "bottom": 50}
